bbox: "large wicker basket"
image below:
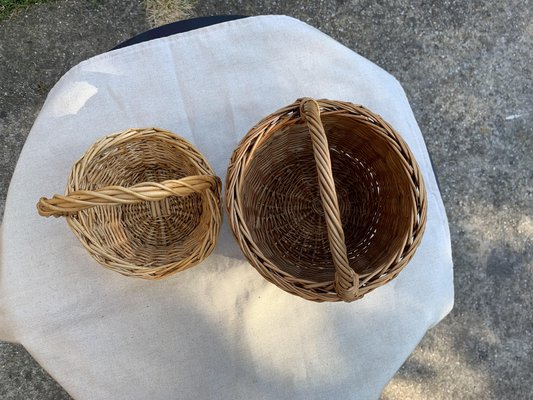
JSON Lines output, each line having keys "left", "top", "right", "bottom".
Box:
{"left": 37, "top": 128, "right": 221, "bottom": 279}
{"left": 226, "top": 98, "right": 427, "bottom": 302}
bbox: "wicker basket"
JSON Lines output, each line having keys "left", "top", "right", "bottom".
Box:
{"left": 226, "top": 98, "right": 427, "bottom": 302}
{"left": 37, "top": 128, "right": 222, "bottom": 279}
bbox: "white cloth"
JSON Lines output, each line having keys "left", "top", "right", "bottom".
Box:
{"left": 0, "top": 15, "right": 453, "bottom": 400}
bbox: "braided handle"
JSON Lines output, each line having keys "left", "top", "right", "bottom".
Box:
{"left": 299, "top": 98, "right": 360, "bottom": 302}
{"left": 37, "top": 175, "right": 220, "bottom": 217}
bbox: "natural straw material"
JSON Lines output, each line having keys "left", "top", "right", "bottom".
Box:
{"left": 37, "top": 128, "right": 221, "bottom": 279}
{"left": 226, "top": 98, "right": 427, "bottom": 302}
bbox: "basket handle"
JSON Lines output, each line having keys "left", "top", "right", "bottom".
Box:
{"left": 299, "top": 98, "right": 360, "bottom": 302}
{"left": 37, "top": 175, "right": 220, "bottom": 217}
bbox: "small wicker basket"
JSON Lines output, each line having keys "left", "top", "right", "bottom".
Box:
{"left": 37, "top": 128, "right": 221, "bottom": 279}
{"left": 226, "top": 98, "right": 427, "bottom": 302}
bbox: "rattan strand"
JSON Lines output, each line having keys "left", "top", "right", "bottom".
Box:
{"left": 226, "top": 98, "right": 427, "bottom": 302}
{"left": 37, "top": 128, "right": 222, "bottom": 279}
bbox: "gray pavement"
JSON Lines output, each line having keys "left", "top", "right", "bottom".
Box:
{"left": 1, "top": 1, "right": 531, "bottom": 399}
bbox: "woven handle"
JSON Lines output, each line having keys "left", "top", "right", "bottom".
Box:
{"left": 37, "top": 175, "right": 220, "bottom": 217}
{"left": 299, "top": 98, "right": 360, "bottom": 302}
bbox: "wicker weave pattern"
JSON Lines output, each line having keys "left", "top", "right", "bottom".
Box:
{"left": 226, "top": 98, "right": 427, "bottom": 302}
{"left": 38, "top": 128, "right": 221, "bottom": 279}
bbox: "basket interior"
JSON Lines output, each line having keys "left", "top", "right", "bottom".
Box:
{"left": 240, "top": 116, "right": 416, "bottom": 282}
{"left": 72, "top": 136, "right": 209, "bottom": 267}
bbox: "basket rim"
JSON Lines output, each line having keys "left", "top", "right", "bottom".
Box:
{"left": 225, "top": 98, "right": 427, "bottom": 302}
{"left": 63, "top": 127, "right": 222, "bottom": 278}
{"left": 68, "top": 127, "right": 215, "bottom": 192}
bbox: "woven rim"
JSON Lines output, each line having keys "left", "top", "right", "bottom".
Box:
{"left": 226, "top": 98, "right": 427, "bottom": 302}
{"left": 37, "top": 128, "right": 222, "bottom": 279}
